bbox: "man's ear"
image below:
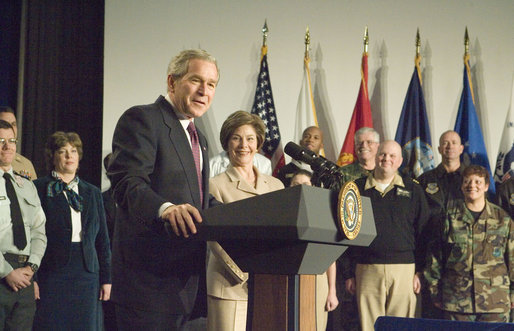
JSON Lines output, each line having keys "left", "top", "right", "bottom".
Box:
{"left": 167, "top": 75, "right": 175, "bottom": 92}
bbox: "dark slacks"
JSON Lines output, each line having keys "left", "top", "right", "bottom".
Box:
{"left": 0, "top": 255, "right": 36, "bottom": 331}
{"left": 115, "top": 303, "right": 190, "bottom": 331}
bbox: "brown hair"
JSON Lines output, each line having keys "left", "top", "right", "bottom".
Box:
{"left": 219, "top": 111, "right": 265, "bottom": 151}
{"left": 45, "top": 131, "right": 83, "bottom": 171}
{"left": 462, "top": 164, "right": 490, "bottom": 186}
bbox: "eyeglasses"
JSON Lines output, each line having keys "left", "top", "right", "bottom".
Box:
{"left": 0, "top": 138, "right": 18, "bottom": 146}
{"left": 356, "top": 140, "right": 378, "bottom": 146}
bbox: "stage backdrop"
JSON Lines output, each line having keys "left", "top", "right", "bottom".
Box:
{"left": 102, "top": 0, "right": 514, "bottom": 189}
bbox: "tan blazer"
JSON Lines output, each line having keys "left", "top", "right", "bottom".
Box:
{"left": 207, "top": 164, "right": 284, "bottom": 300}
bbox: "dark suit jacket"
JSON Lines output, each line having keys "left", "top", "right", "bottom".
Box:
{"left": 108, "top": 95, "right": 215, "bottom": 314}
{"left": 34, "top": 176, "right": 112, "bottom": 284}
{"left": 102, "top": 188, "right": 116, "bottom": 244}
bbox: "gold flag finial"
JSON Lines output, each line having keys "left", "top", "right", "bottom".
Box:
{"left": 415, "top": 28, "right": 421, "bottom": 56}
{"left": 364, "top": 26, "right": 369, "bottom": 53}
{"left": 464, "top": 27, "right": 469, "bottom": 56}
{"left": 304, "top": 26, "right": 311, "bottom": 59}
{"left": 262, "top": 20, "right": 268, "bottom": 47}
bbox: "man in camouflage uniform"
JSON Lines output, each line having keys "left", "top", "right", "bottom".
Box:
{"left": 425, "top": 165, "right": 514, "bottom": 322}
{"left": 417, "top": 130, "right": 465, "bottom": 318}
{"left": 330, "top": 127, "right": 379, "bottom": 192}
{"left": 327, "top": 127, "right": 380, "bottom": 331}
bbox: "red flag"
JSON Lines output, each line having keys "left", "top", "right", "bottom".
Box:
{"left": 337, "top": 53, "right": 373, "bottom": 166}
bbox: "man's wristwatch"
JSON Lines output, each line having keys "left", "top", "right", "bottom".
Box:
{"left": 25, "top": 262, "right": 39, "bottom": 273}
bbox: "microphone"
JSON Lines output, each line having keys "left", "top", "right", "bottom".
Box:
{"left": 284, "top": 142, "right": 342, "bottom": 184}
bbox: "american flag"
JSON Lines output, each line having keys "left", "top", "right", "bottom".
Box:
{"left": 251, "top": 46, "right": 285, "bottom": 175}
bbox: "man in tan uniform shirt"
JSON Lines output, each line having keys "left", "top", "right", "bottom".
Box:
{"left": 0, "top": 107, "right": 37, "bottom": 180}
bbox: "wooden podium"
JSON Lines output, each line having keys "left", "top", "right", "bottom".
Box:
{"left": 200, "top": 185, "right": 376, "bottom": 330}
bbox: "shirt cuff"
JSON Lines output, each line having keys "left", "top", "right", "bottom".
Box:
{"left": 159, "top": 202, "right": 174, "bottom": 218}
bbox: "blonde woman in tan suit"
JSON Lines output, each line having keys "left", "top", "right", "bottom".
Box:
{"left": 207, "top": 111, "right": 284, "bottom": 331}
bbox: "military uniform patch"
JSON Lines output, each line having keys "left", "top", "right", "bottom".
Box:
{"left": 426, "top": 182, "right": 439, "bottom": 194}
{"left": 509, "top": 193, "right": 514, "bottom": 205}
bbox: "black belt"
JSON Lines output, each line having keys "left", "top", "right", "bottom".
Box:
{"left": 3, "top": 253, "right": 29, "bottom": 264}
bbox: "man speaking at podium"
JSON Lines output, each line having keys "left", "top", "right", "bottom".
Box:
{"left": 342, "top": 140, "right": 429, "bottom": 331}
{"left": 108, "top": 49, "right": 219, "bottom": 330}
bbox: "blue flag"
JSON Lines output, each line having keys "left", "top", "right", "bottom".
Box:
{"left": 454, "top": 57, "right": 495, "bottom": 194}
{"left": 394, "top": 57, "right": 435, "bottom": 178}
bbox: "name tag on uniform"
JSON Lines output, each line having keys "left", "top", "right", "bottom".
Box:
{"left": 0, "top": 196, "right": 5, "bottom": 200}
{"left": 397, "top": 188, "right": 411, "bottom": 198}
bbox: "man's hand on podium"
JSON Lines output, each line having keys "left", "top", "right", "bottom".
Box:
{"left": 162, "top": 204, "right": 203, "bottom": 238}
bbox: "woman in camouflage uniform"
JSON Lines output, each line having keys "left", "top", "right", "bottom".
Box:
{"left": 425, "top": 165, "right": 514, "bottom": 322}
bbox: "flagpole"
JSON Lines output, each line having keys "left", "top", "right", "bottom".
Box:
{"left": 363, "top": 26, "right": 369, "bottom": 54}
{"left": 261, "top": 20, "right": 268, "bottom": 59}
{"left": 262, "top": 20, "right": 268, "bottom": 47}
{"left": 362, "top": 26, "right": 369, "bottom": 98}
{"left": 303, "top": 25, "right": 319, "bottom": 128}
{"left": 464, "top": 27, "right": 469, "bottom": 56}
{"left": 304, "top": 26, "right": 310, "bottom": 61}
{"left": 415, "top": 28, "right": 420, "bottom": 57}
{"left": 415, "top": 28, "right": 422, "bottom": 85}
{"left": 463, "top": 27, "right": 475, "bottom": 104}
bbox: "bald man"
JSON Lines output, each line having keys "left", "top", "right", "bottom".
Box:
{"left": 342, "top": 141, "right": 429, "bottom": 331}
{"left": 417, "top": 130, "right": 465, "bottom": 223}
{"left": 416, "top": 130, "right": 465, "bottom": 318}
{"left": 277, "top": 126, "right": 324, "bottom": 187}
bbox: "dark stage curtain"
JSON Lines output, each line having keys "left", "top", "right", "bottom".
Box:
{"left": 22, "top": 0, "right": 104, "bottom": 186}
{"left": 0, "top": 1, "right": 21, "bottom": 108}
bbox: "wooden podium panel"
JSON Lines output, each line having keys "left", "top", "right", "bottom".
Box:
{"left": 299, "top": 275, "right": 316, "bottom": 331}
{"left": 251, "top": 274, "right": 289, "bottom": 330}
{"left": 250, "top": 274, "right": 316, "bottom": 331}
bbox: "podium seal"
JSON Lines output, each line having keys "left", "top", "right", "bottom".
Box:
{"left": 337, "top": 181, "right": 362, "bottom": 240}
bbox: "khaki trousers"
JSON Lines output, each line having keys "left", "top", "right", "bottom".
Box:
{"left": 207, "top": 295, "right": 247, "bottom": 331}
{"left": 355, "top": 263, "right": 416, "bottom": 331}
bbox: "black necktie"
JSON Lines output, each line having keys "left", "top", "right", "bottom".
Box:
{"left": 4, "top": 173, "right": 27, "bottom": 250}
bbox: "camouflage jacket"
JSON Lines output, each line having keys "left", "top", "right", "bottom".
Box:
{"left": 424, "top": 200, "right": 514, "bottom": 313}
{"left": 329, "top": 161, "right": 373, "bottom": 192}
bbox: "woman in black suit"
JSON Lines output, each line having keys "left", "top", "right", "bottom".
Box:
{"left": 33, "top": 132, "right": 111, "bottom": 330}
